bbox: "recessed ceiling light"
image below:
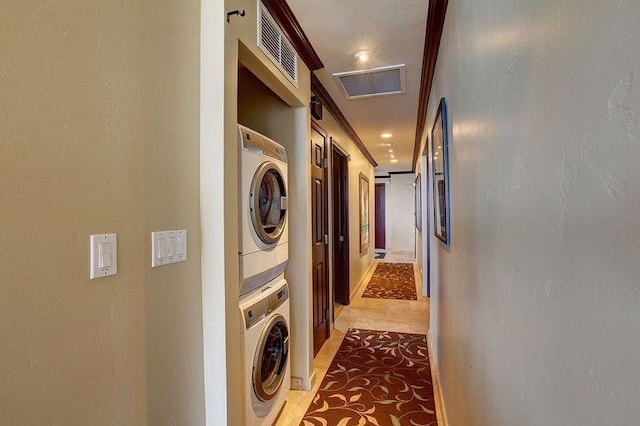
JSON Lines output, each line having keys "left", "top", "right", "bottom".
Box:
{"left": 381, "top": 133, "right": 393, "bottom": 138}
{"left": 388, "top": 149, "right": 394, "bottom": 153}
{"left": 390, "top": 159, "right": 398, "bottom": 163}
{"left": 354, "top": 50, "right": 370, "bottom": 63}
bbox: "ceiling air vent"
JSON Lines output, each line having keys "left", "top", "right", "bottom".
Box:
{"left": 333, "top": 64, "right": 406, "bottom": 99}
{"left": 258, "top": 3, "right": 298, "bottom": 86}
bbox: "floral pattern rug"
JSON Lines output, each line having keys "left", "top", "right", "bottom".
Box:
{"left": 301, "top": 328, "right": 437, "bottom": 426}
{"left": 362, "top": 262, "right": 418, "bottom": 300}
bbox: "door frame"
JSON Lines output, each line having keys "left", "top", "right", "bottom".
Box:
{"left": 330, "top": 140, "right": 350, "bottom": 307}
{"left": 374, "top": 183, "right": 386, "bottom": 251}
{"left": 421, "top": 144, "right": 431, "bottom": 297}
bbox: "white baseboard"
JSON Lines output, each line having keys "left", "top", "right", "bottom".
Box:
{"left": 427, "top": 329, "right": 449, "bottom": 426}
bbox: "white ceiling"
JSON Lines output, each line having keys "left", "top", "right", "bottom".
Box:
{"left": 287, "top": 0, "right": 428, "bottom": 173}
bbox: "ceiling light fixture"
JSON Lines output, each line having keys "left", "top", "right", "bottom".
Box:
{"left": 354, "top": 50, "right": 370, "bottom": 63}
{"left": 390, "top": 159, "right": 398, "bottom": 163}
{"left": 381, "top": 133, "right": 393, "bottom": 138}
{"left": 388, "top": 149, "right": 394, "bottom": 153}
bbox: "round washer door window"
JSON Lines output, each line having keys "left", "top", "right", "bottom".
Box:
{"left": 253, "top": 314, "right": 289, "bottom": 402}
{"left": 250, "top": 162, "right": 287, "bottom": 245}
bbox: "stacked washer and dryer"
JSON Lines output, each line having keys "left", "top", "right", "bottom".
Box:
{"left": 237, "top": 124, "right": 291, "bottom": 426}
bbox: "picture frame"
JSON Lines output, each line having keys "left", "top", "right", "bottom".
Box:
{"left": 359, "top": 173, "right": 370, "bottom": 254}
{"left": 415, "top": 173, "right": 422, "bottom": 231}
{"left": 431, "top": 97, "right": 450, "bottom": 245}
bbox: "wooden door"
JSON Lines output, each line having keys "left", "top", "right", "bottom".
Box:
{"left": 332, "top": 144, "right": 350, "bottom": 306}
{"left": 375, "top": 183, "right": 386, "bottom": 249}
{"left": 311, "top": 124, "right": 329, "bottom": 356}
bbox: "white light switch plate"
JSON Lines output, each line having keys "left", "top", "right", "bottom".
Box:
{"left": 151, "top": 230, "right": 187, "bottom": 267}
{"left": 90, "top": 234, "right": 117, "bottom": 279}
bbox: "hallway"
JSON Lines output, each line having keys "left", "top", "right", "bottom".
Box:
{"left": 276, "top": 259, "right": 445, "bottom": 425}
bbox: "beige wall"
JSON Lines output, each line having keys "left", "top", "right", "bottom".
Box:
{"left": 421, "top": 0, "right": 640, "bottom": 424}
{"left": 1, "top": 0, "right": 208, "bottom": 424}
{"left": 311, "top": 110, "right": 376, "bottom": 300}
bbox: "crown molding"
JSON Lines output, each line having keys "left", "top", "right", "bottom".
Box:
{"left": 261, "top": 0, "right": 324, "bottom": 71}
{"left": 311, "top": 74, "right": 378, "bottom": 168}
{"left": 412, "top": 0, "right": 449, "bottom": 172}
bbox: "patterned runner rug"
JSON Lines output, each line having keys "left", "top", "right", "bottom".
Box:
{"left": 301, "top": 328, "right": 437, "bottom": 426}
{"left": 362, "top": 262, "right": 417, "bottom": 300}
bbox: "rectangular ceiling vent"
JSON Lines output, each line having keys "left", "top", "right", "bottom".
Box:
{"left": 333, "top": 64, "right": 406, "bottom": 99}
{"left": 258, "top": 2, "right": 298, "bottom": 87}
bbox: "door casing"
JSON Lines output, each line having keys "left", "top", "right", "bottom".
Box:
{"left": 331, "top": 142, "right": 350, "bottom": 306}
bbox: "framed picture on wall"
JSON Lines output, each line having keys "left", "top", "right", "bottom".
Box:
{"left": 415, "top": 173, "right": 422, "bottom": 231}
{"left": 359, "top": 173, "right": 370, "bottom": 254}
{"left": 431, "top": 97, "right": 450, "bottom": 245}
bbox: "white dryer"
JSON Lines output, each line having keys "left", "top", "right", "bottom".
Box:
{"left": 238, "top": 124, "right": 289, "bottom": 296}
{"left": 239, "top": 278, "right": 290, "bottom": 426}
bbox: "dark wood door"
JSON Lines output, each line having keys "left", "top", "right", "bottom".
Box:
{"left": 332, "top": 144, "right": 350, "bottom": 306}
{"left": 375, "top": 183, "right": 386, "bottom": 249}
{"left": 311, "top": 124, "right": 329, "bottom": 356}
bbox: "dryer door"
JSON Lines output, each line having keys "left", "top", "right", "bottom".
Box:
{"left": 253, "top": 314, "right": 289, "bottom": 402}
{"left": 250, "top": 162, "right": 287, "bottom": 245}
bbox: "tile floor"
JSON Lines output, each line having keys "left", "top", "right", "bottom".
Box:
{"left": 275, "top": 260, "right": 445, "bottom": 426}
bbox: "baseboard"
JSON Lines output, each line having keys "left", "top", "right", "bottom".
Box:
{"left": 350, "top": 261, "right": 377, "bottom": 300}
{"left": 390, "top": 250, "right": 414, "bottom": 255}
{"left": 427, "top": 329, "right": 449, "bottom": 426}
{"left": 414, "top": 264, "right": 429, "bottom": 298}
{"left": 290, "top": 370, "right": 316, "bottom": 391}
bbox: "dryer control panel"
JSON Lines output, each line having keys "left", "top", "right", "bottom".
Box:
{"left": 242, "top": 283, "right": 289, "bottom": 330}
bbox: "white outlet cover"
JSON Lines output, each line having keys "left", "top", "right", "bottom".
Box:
{"left": 90, "top": 234, "right": 117, "bottom": 279}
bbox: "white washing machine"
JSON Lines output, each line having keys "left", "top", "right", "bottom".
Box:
{"left": 238, "top": 124, "right": 289, "bottom": 296}
{"left": 239, "top": 278, "right": 290, "bottom": 426}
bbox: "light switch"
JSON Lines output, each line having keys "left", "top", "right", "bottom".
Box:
{"left": 152, "top": 230, "right": 187, "bottom": 267}
{"left": 175, "top": 236, "right": 185, "bottom": 256}
{"left": 90, "top": 234, "right": 117, "bottom": 279}
{"left": 168, "top": 237, "right": 176, "bottom": 257}
{"left": 157, "top": 238, "right": 168, "bottom": 258}
{"left": 98, "top": 243, "right": 113, "bottom": 268}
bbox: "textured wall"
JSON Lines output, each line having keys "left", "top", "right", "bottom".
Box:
{"left": 421, "top": 0, "right": 640, "bottom": 424}
{"left": 0, "top": 1, "right": 206, "bottom": 424}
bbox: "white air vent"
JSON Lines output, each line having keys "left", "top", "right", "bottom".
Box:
{"left": 333, "top": 65, "right": 406, "bottom": 99}
{"left": 258, "top": 2, "right": 298, "bottom": 86}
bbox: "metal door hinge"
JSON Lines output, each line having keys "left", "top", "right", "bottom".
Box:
{"left": 323, "top": 234, "right": 329, "bottom": 244}
{"left": 323, "top": 158, "right": 328, "bottom": 169}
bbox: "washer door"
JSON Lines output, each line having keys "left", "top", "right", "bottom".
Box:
{"left": 250, "top": 162, "right": 287, "bottom": 245}
{"left": 253, "top": 314, "right": 289, "bottom": 402}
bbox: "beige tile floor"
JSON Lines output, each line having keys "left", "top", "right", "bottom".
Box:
{"left": 275, "top": 260, "right": 446, "bottom": 426}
